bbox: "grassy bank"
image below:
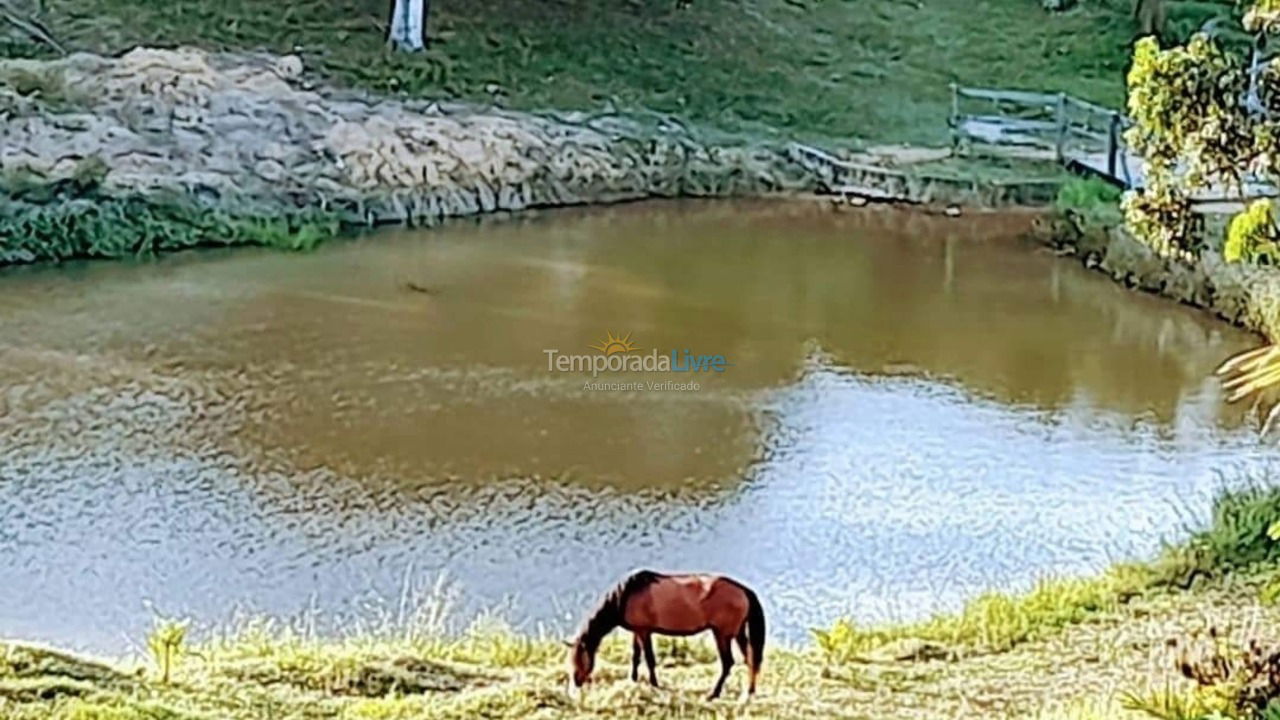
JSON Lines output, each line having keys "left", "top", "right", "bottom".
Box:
{"left": 6, "top": 482, "right": 1280, "bottom": 720}
{"left": 18, "top": 0, "right": 1144, "bottom": 146}
{"left": 0, "top": 186, "right": 342, "bottom": 263}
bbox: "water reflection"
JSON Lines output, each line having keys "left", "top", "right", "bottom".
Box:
{"left": 0, "top": 199, "right": 1273, "bottom": 653}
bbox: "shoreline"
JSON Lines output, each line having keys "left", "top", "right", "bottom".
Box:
{"left": 1, "top": 511, "right": 1275, "bottom": 719}
{"left": 0, "top": 47, "right": 1069, "bottom": 267}
{"left": 1032, "top": 209, "right": 1280, "bottom": 342}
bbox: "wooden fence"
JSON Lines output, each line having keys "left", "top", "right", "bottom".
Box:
{"left": 948, "top": 85, "right": 1137, "bottom": 188}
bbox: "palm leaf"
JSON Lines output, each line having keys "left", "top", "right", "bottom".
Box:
{"left": 1218, "top": 344, "right": 1280, "bottom": 433}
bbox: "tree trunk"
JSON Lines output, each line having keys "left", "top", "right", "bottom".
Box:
{"left": 1132, "top": 0, "right": 1166, "bottom": 40}
{"left": 388, "top": 0, "right": 429, "bottom": 51}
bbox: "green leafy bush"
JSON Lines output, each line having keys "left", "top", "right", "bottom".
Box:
{"left": 1225, "top": 199, "right": 1280, "bottom": 265}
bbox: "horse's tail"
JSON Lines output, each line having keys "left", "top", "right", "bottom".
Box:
{"left": 743, "top": 586, "right": 766, "bottom": 674}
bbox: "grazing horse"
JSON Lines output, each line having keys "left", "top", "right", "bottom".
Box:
{"left": 568, "top": 570, "right": 765, "bottom": 700}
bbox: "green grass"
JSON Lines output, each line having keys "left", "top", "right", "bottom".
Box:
{"left": 0, "top": 174, "right": 342, "bottom": 264}
{"left": 813, "top": 480, "right": 1280, "bottom": 666}
{"left": 20, "top": 0, "right": 1144, "bottom": 146}
{"left": 1054, "top": 175, "right": 1125, "bottom": 226}
{"left": 812, "top": 565, "right": 1157, "bottom": 662}
{"left": 1174, "top": 481, "right": 1280, "bottom": 575}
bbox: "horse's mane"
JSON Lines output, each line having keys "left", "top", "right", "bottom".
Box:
{"left": 574, "top": 569, "right": 662, "bottom": 652}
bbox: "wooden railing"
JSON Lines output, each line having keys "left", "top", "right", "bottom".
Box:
{"left": 949, "top": 85, "right": 1136, "bottom": 188}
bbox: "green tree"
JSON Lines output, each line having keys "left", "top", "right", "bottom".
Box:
{"left": 1126, "top": 2, "right": 1280, "bottom": 417}
{"left": 1123, "top": 33, "right": 1252, "bottom": 260}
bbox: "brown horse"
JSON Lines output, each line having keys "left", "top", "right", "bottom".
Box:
{"left": 568, "top": 570, "right": 765, "bottom": 700}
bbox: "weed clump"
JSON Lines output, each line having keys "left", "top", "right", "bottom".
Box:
{"left": 1124, "top": 628, "right": 1280, "bottom": 720}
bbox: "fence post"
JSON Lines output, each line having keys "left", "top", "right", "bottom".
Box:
{"left": 1054, "top": 92, "right": 1067, "bottom": 163}
{"left": 949, "top": 83, "right": 960, "bottom": 156}
{"left": 1108, "top": 112, "right": 1119, "bottom": 179}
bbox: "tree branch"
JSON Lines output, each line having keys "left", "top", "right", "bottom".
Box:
{"left": 0, "top": 1, "right": 67, "bottom": 55}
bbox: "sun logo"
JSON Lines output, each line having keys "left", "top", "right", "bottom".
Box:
{"left": 589, "top": 331, "right": 640, "bottom": 355}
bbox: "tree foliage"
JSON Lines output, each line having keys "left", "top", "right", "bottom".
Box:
{"left": 1226, "top": 197, "right": 1280, "bottom": 264}
{"left": 1120, "top": 5, "right": 1280, "bottom": 263}
{"left": 1124, "top": 34, "right": 1256, "bottom": 259}
{"left": 1127, "top": 3, "right": 1280, "bottom": 424}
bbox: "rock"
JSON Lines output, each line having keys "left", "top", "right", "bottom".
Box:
{"left": 253, "top": 159, "right": 286, "bottom": 183}
{"left": 274, "top": 55, "right": 304, "bottom": 79}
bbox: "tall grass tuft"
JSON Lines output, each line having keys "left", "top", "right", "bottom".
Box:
{"left": 1165, "top": 482, "right": 1280, "bottom": 580}
{"left": 146, "top": 618, "right": 188, "bottom": 684}
{"left": 814, "top": 565, "right": 1154, "bottom": 663}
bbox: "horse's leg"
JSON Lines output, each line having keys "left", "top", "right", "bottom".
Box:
{"left": 640, "top": 632, "right": 659, "bottom": 687}
{"left": 630, "top": 633, "right": 642, "bottom": 682}
{"left": 735, "top": 625, "right": 752, "bottom": 696}
{"left": 707, "top": 631, "right": 734, "bottom": 700}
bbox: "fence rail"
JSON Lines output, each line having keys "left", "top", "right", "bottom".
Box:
{"left": 949, "top": 84, "right": 1137, "bottom": 188}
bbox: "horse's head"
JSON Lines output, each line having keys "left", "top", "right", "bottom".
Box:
{"left": 567, "top": 637, "right": 594, "bottom": 688}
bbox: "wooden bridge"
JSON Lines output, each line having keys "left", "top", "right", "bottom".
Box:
{"left": 949, "top": 84, "right": 1277, "bottom": 206}
{"left": 949, "top": 85, "right": 1142, "bottom": 189}
{"left": 791, "top": 84, "right": 1274, "bottom": 208}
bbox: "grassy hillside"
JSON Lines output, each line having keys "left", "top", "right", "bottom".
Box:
{"left": 20, "top": 0, "right": 1143, "bottom": 145}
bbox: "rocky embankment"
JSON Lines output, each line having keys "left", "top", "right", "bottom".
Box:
{"left": 0, "top": 47, "right": 812, "bottom": 252}
{"left": 1034, "top": 211, "right": 1280, "bottom": 340}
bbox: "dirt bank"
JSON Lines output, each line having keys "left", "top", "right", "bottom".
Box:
{"left": 0, "top": 47, "right": 811, "bottom": 254}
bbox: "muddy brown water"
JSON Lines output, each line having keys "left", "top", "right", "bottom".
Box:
{"left": 1, "top": 199, "right": 1277, "bottom": 653}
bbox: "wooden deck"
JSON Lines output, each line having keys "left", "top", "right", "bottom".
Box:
{"left": 794, "top": 85, "right": 1276, "bottom": 208}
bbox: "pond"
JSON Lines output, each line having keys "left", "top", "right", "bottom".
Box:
{"left": 0, "top": 199, "right": 1274, "bottom": 653}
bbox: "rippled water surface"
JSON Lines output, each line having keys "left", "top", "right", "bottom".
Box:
{"left": 1, "top": 200, "right": 1275, "bottom": 652}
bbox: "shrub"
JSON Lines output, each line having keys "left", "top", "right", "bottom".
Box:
{"left": 1131, "top": 627, "right": 1280, "bottom": 720}
{"left": 0, "top": 190, "right": 342, "bottom": 265}
{"left": 1225, "top": 199, "right": 1280, "bottom": 265}
{"left": 1180, "top": 484, "right": 1280, "bottom": 575}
